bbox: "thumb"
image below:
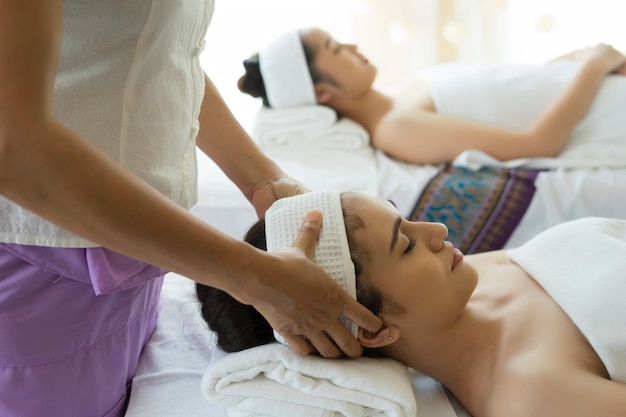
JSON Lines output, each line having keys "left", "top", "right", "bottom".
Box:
{"left": 292, "top": 211, "right": 323, "bottom": 259}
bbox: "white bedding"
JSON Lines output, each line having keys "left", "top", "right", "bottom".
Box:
{"left": 129, "top": 102, "right": 626, "bottom": 416}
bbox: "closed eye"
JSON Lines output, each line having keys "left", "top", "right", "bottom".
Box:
{"left": 404, "top": 237, "right": 416, "bottom": 254}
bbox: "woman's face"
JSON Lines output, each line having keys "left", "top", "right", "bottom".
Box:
{"left": 300, "top": 27, "right": 377, "bottom": 98}
{"left": 342, "top": 194, "right": 478, "bottom": 332}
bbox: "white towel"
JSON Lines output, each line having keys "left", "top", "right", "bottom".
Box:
{"left": 253, "top": 106, "right": 370, "bottom": 149}
{"left": 265, "top": 190, "right": 358, "bottom": 343}
{"left": 507, "top": 217, "right": 626, "bottom": 383}
{"left": 202, "top": 344, "right": 418, "bottom": 417}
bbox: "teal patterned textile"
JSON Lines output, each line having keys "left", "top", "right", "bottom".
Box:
{"left": 408, "top": 164, "right": 543, "bottom": 254}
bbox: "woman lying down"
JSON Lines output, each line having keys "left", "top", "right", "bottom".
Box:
{"left": 196, "top": 190, "right": 626, "bottom": 417}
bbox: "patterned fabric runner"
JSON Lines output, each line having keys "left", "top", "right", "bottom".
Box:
{"left": 408, "top": 164, "right": 543, "bottom": 254}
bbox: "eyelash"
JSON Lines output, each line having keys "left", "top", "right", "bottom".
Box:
{"left": 404, "top": 237, "right": 416, "bottom": 254}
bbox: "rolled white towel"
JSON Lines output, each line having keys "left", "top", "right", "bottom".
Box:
{"left": 253, "top": 106, "right": 370, "bottom": 149}
{"left": 202, "top": 344, "right": 418, "bottom": 417}
{"left": 253, "top": 105, "right": 337, "bottom": 139}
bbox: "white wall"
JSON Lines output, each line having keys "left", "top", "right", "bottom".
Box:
{"left": 506, "top": 0, "right": 626, "bottom": 64}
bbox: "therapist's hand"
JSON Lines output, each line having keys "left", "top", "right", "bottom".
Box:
{"left": 249, "top": 175, "right": 309, "bottom": 218}
{"left": 251, "top": 211, "right": 383, "bottom": 358}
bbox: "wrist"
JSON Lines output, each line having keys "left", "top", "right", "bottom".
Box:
{"left": 582, "top": 55, "right": 613, "bottom": 76}
{"left": 222, "top": 242, "right": 275, "bottom": 306}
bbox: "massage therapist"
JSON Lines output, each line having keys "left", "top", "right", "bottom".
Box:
{"left": 0, "top": 2, "right": 381, "bottom": 416}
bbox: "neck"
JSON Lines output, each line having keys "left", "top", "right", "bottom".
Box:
{"left": 329, "top": 89, "right": 393, "bottom": 134}
{"left": 387, "top": 286, "right": 511, "bottom": 415}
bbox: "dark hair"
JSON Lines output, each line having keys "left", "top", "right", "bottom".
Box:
{"left": 195, "top": 200, "right": 383, "bottom": 354}
{"left": 195, "top": 219, "right": 275, "bottom": 352}
{"left": 236, "top": 31, "right": 333, "bottom": 108}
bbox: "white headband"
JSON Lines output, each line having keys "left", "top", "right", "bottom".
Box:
{"left": 265, "top": 190, "right": 358, "bottom": 344}
{"left": 259, "top": 30, "right": 317, "bottom": 109}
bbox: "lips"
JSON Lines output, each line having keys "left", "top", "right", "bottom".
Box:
{"left": 451, "top": 247, "right": 464, "bottom": 271}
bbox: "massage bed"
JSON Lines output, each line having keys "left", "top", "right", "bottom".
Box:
{"left": 126, "top": 100, "right": 626, "bottom": 416}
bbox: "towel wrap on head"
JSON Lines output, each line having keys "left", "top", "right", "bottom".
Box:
{"left": 265, "top": 190, "right": 358, "bottom": 343}
{"left": 259, "top": 30, "right": 317, "bottom": 109}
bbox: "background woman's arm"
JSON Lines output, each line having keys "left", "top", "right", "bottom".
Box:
{"left": 374, "top": 44, "right": 625, "bottom": 165}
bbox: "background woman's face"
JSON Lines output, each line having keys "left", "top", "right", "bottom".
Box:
{"left": 301, "top": 28, "right": 377, "bottom": 97}
{"left": 342, "top": 194, "right": 478, "bottom": 331}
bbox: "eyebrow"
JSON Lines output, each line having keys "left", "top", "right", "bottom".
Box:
{"left": 325, "top": 37, "right": 331, "bottom": 49}
{"left": 389, "top": 216, "right": 401, "bottom": 254}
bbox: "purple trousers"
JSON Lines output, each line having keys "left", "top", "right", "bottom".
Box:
{"left": 0, "top": 243, "right": 165, "bottom": 417}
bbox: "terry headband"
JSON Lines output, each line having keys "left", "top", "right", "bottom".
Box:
{"left": 258, "top": 30, "right": 317, "bottom": 109}
{"left": 265, "top": 190, "right": 358, "bottom": 344}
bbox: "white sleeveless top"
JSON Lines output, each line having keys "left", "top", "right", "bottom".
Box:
{"left": 0, "top": 0, "right": 214, "bottom": 247}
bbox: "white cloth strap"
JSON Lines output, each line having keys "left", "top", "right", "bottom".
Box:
{"left": 259, "top": 30, "right": 316, "bottom": 109}
{"left": 265, "top": 190, "right": 358, "bottom": 343}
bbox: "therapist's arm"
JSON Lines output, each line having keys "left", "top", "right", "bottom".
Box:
{"left": 195, "top": 74, "right": 307, "bottom": 216}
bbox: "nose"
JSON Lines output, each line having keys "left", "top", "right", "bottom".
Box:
{"left": 425, "top": 222, "right": 448, "bottom": 252}
{"left": 407, "top": 221, "right": 449, "bottom": 251}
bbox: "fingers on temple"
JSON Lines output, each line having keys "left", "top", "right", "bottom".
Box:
{"left": 343, "top": 296, "right": 383, "bottom": 334}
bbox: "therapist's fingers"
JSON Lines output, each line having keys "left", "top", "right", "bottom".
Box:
{"left": 316, "top": 321, "right": 363, "bottom": 359}
{"left": 291, "top": 210, "right": 323, "bottom": 258}
{"left": 284, "top": 331, "right": 345, "bottom": 359}
{"left": 282, "top": 326, "right": 358, "bottom": 359}
{"left": 289, "top": 210, "right": 382, "bottom": 358}
{"left": 320, "top": 293, "right": 383, "bottom": 358}
{"left": 280, "top": 333, "right": 316, "bottom": 357}
{"left": 342, "top": 294, "right": 384, "bottom": 335}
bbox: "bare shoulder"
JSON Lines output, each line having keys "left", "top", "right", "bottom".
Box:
{"left": 386, "top": 75, "right": 436, "bottom": 111}
{"left": 487, "top": 364, "right": 626, "bottom": 417}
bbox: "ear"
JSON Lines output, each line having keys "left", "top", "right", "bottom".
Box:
{"left": 314, "top": 83, "right": 336, "bottom": 105}
{"left": 358, "top": 325, "right": 401, "bottom": 349}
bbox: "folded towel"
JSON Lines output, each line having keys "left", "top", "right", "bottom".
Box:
{"left": 253, "top": 106, "right": 370, "bottom": 149}
{"left": 202, "top": 344, "right": 418, "bottom": 417}
{"left": 253, "top": 105, "right": 337, "bottom": 137}
{"left": 507, "top": 217, "right": 626, "bottom": 383}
